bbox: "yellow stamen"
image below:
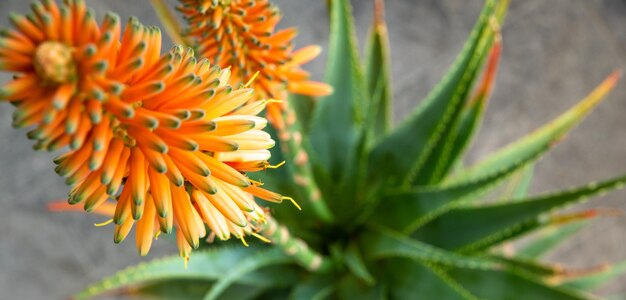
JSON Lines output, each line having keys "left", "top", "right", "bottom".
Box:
{"left": 266, "top": 161, "right": 286, "bottom": 169}
{"left": 239, "top": 235, "right": 249, "bottom": 247}
{"left": 251, "top": 232, "right": 271, "bottom": 243}
{"left": 94, "top": 219, "right": 114, "bottom": 227}
{"left": 249, "top": 179, "right": 265, "bottom": 186}
{"left": 282, "top": 196, "right": 302, "bottom": 211}
{"left": 183, "top": 255, "right": 189, "bottom": 270}
{"left": 266, "top": 99, "right": 283, "bottom": 104}
{"left": 154, "top": 231, "right": 162, "bottom": 240}
{"left": 244, "top": 71, "right": 260, "bottom": 88}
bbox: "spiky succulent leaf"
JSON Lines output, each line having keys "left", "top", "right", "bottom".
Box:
{"left": 336, "top": 274, "right": 386, "bottom": 300}
{"left": 560, "top": 261, "right": 626, "bottom": 292}
{"left": 383, "top": 258, "right": 476, "bottom": 300}
{"left": 371, "top": 72, "right": 620, "bottom": 233}
{"left": 413, "top": 173, "right": 626, "bottom": 252}
{"left": 344, "top": 242, "right": 376, "bottom": 285}
{"left": 448, "top": 268, "right": 591, "bottom": 300}
{"left": 290, "top": 275, "right": 336, "bottom": 300}
{"left": 130, "top": 280, "right": 266, "bottom": 300}
{"left": 203, "top": 248, "right": 294, "bottom": 300}
{"left": 361, "top": 226, "right": 496, "bottom": 269}
{"left": 372, "top": 162, "right": 539, "bottom": 233}
{"left": 364, "top": 0, "right": 392, "bottom": 142}
{"left": 499, "top": 164, "right": 535, "bottom": 201}
{"left": 367, "top": 0, "right": 502, "bottom": 188}
{"left": 75, "top": 246, "right": 294, "bottom": 300}
{"left": 289, "top": 93, "right": 316, "bottom": 134}
{"left": 517, "top": 221, "right": 588, "bottom": 259}
{"left": 446, "top": 71, "right": 620, "bottom": 184}
{"left": 486, "top": 255, "right": 562, "bottom": 277}
{"left": 309, "top": 0, "right": 367, "bottom": 184}
{"left": 417, "top": 39, "right": 502, "bottom": 185}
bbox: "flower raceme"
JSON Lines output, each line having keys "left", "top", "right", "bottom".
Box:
{"left": 177, "top": 0, "right": 333, "bottom": 129}
{"left": 0, "top": 0, "right": 294, "bottom": 260}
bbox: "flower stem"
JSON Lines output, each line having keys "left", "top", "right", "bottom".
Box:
{"left": 278, "top": 101, "right": 334, "bottom": 223}
{"left": 261, "top": 216, "right": 333, "bottom": 273}
{"left": 150, "top": 0, "right": 188, "bottom": 46}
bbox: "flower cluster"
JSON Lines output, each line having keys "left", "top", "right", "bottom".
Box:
{"left": 178, "top": 0, "right": 332, "bottom": 129}
{"left": 0, "top": 0, "right": 292, "bottom": 261}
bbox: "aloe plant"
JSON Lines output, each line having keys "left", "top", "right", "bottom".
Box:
{"left": 8, "top": 0, "right": 626, "bottom": 299}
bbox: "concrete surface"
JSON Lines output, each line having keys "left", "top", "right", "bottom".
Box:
{"left": 1, "top": 0, "right": 626, "bottom": 299}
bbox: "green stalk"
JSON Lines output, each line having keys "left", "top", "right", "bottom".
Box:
{"left": 279, "top": 102, "right": 334, "bottom": 223}
{"left": 260, "top": 216, "right": 333, "bottom": 273}
{"left": 150, "top": 0, "right": 188, "bottom": 46}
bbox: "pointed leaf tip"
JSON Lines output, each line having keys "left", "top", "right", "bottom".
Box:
{"left": 470, "top": 38, "right": 502, "bottom": 105}
{"left": 374, "top": 0, "right": 386, "bottom": 26}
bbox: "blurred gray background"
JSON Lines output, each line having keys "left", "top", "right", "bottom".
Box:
{"left": 1, "top": 0, "right": 626, "bottom": 299}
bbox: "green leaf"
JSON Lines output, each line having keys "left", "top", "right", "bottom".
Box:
{"left": 372, "top": 158, "right": 537, "bottom": 233}
{"left": 288, "top": 93, "right": 316, "bottom": 134}
{"left": 344, "top": 242, "right": 375, "bottom": 285}
{"left": 309, "top": 0, "right": 367, "bottom": 182}
{"left": 449, "top": 268, "right": 591, "bottom": 300}
{"left": 361, "top": 226, "right": 496, "bottom": 269}
{"left": 372, "top": 72, "right": 621, "bottom": 233}
{"left": 446, "top": 71, "right": 621, "bottom": 184}
{"left": 290, "top": 275, "right": 336, "bottom": 300}
{"left": 560, "top": 261, "right": 626, "bottom": 291}
{"left": 517, "top": 221, "right": 587, "bottom": 259}
{"left": 367, "top": 0, "right": 500, "bottom": 187}
{"left": 487, "top": 255, "right": 561, "bottom": 277}
{"left": 75, "top": 246, "right": 293, "bottom": 300}
{"left": 364, "top": 0, "right": 392, "bottom": 141}
{"left": 420, "top": 40, "right": 503, "bottom": 185}
{"left": 499, "top": 164, "right": 535, "bottom": 201}
{"left": 413, "top": 173, "right": 626, "bottom": 252}
{"left": 131, "top": 280, "right": 265, "bottom": 300}
{"left": 336, "top": 274, "right": 386, "bottom": 300}
{"left": 383, "top": 259, "right": 477, "bottom": 300}
{"left": 203, "top": 247, "right": 294, "bottom": 300}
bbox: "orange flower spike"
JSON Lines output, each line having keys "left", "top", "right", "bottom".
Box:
{"left": 178, "top": 0, "right": 332, "bottom": 128}
{"left": 0, "top": 0, "right": 123, "bottom": 154}
{"left": 13, "top": 9, "right": 290, "bottom": 257}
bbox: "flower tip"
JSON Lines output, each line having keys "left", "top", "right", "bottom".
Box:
{"left": 608, "top": 69, "right": 622, "bottom": 85}
{"left": 47, "top": 201, "right": 73, "bottom": 212}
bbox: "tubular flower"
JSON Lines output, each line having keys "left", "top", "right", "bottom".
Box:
{"left": 0, "top": 1, "right": 291, "bottom": 260}
{"left": 0, "top": 0, "right": 119, "bottom": 151}
{"left": 52, "top": 19, "right": 292, "bottom": 259}
{"left": 177, "top": 0, "right": 333, "bottom": 129}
